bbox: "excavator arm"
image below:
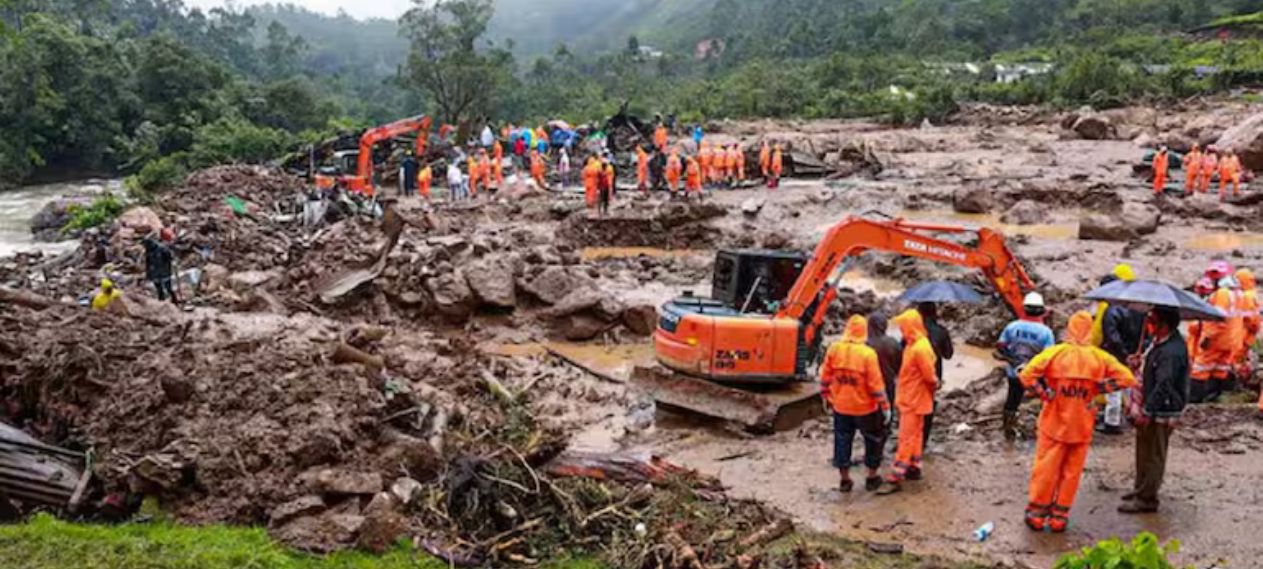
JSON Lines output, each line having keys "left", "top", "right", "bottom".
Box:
{"left": 354, "top": 115, "right": 433, "bottom": 187}
{"left": 778, "top": 217, "right": 1036, "bottom": 348}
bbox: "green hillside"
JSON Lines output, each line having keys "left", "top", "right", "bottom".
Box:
{"left": 486, "top": 0, "right": 713, "bottom": 56}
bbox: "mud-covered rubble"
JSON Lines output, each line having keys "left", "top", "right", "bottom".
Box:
{"left": 0, "top": 297, "right": 830, "bottom": 567}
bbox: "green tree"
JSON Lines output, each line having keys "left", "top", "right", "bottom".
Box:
{"left": 399, "top": 0, "right": 515, "bottom": 124}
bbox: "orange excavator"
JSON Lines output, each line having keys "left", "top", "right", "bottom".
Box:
{"left": 638, "top": 216, "right": 1036, "bottom": 431}
{"left": 315, "top": 115, "right": 433, "bottom": 196}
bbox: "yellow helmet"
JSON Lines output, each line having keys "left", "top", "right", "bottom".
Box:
{"left": 101, "top": 278, "right": 114, "bottom": 290}
{"left": 1112, "top": 264, "right": 1136, "bottom": 283}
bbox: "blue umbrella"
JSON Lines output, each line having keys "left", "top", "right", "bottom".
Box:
{"left": 897, "top": 280, "right": 984, "bottom": 304}
{"left": 1083, "top": 279, "right": 1225, "bottom": 321}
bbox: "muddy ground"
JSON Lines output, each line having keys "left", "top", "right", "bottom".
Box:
{"left": 3, "top": 99, "right": 1263, "bottom": 568}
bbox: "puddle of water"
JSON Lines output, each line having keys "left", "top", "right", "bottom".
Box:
{"left": 481, "top": 341, "right": 656, "bottom": 381}
{"left": 1185, "top": 232, "right": 1263, "bottom": 252}
{"left": 943, "top": 344, "right": 1001, "bottom": 393}
{"left": 580, "top": 247, "right": 702, "bottom": 261}
{"left": 896, "top": 209, "right": 1077, "bottom": 240}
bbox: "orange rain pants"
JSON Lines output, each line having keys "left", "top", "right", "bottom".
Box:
{"left": 759, "top": 144, "right": 771, "bottom": 178}
{"left": 582, "top": 161, "right": 600, "bottom": 208}
{"left": 1184, "top": 150, "right": 1201, "bottom": 192}
{"left": 418, "top": 167, "right": 432, "bottom": 199}
{"left": 1028, "top": 436, "right": 1089, "bottom": 530}
{"left": 636, "top": 147, "right": 649, "bottom": 191}
{"left": 1199, "top": 155, "right": 1217, "bottom": 193}
{"left": 665, "top": 155, "right": 682, "bottom": 193}
{"left": 1219, "top": 157, "right": 1241, "bottom": 200}
{"left": 685, "top": 158, "right": 702, "bottom": 195}
{"left": 1152, "top": 152, "right": 1168, "bottom": 195}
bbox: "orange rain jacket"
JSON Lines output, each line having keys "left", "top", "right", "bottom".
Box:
{"left": 654, "top": 125, "right": 668, "bottom": 150}
{"left": 893, "top": 309, "right": 937, "bottom": 415}
{"left": 418, "top": 165, "right": 432, "bottom": 197}
{"left": 735, "top": 147, "right": 746, "bottom": 180}
{"left": 1238, "top": 269, "right": 1261, "bottom": 345}
{"left": 821, "top": 315, "right": 891, "bottom": 416}
{"left": 665, "top": 152, "right": 682, "bottom": 187}
{"left": 1020, "top": 312, "right": 1137, "bottom": 444}
{"left": 636, "top": 146, "right": 649, "bottom": 187}
{"left": 582, "top": 159, "right": 601, "bottom": 207}
{"left": 770, "top": 147, "right": 784, "bottom": 176}
{"left": 684, "top": 157, "right": 702, "bottom": 193}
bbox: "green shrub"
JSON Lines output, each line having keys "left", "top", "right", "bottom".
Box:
{"left": 125, "top": 153, "right": 188, "bottom": 198}
{"left": 189, "top": 117, "right": 294, "bottom": 167}
{"left": 62, "top": 193, "right": 125, "bottom": 233}
{"left": 1055, "top": 532, "right": 1187, "bottom": 569}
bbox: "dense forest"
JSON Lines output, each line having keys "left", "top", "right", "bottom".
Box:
{"left": 4, "top": 0, "right": 1263, "bottom": 191}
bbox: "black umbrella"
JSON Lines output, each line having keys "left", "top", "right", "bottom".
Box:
{"left": 897, "top": 280, "right": 984, "bottom": 304}
{"left": 1083, "top": 279, "right": 1225, "bottom": 321}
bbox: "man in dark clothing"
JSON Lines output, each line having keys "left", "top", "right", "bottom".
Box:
{"left": 143, "top": 234, "right": 177, "bottom": 303}
{"left": 916, "top": 302, "right": 953, "bottom": 446}
{"left": 400, "top": 152, "right": 419, "bottom": 197}
{"left": 1100, "top": 298, "right": 1146, "bottom": 435}
{"left": 1120, "top": 307, "right": 1189, "bottom": 514}
{"left": 867, "top": 311, "right": 903, "bottom": 404}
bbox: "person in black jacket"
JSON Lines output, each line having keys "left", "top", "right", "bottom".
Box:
{"left": 916, "top": 302, "right": 953, "bottom": 446}
{"left": 1100, "top": 298, "right": 1146, "bottom": 435}
{"left": 1120, "top": 307, "right": 1189, "bottom": 514}
{"left": 143, "top": 233, "right": 177, "bottom": 303}
{"left": 867, "top": 311, "right": 903, "bottom": 407}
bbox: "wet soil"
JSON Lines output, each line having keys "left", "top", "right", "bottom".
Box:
{"left": 6, "top": 100, "right": 1263, "bottom": 567}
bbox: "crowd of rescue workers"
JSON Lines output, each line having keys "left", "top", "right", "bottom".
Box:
{"left": 820, "top": 260, "right": 1259, "bottom": 534}
{"left": 83, "top": 119, "right": 1263, "bottom": 538}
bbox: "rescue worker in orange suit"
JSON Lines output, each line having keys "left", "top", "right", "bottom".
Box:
{"left": 582, "top": 157, "right": 600, "bottom": 210}
{"left": 418, "top": 163, "right": 432, "bottom": 201}
{"left": 1199, "top": 148, "right": 1218, "bottom": 194}
{"left": 665, "top": 150, "right": 683, "bottom": 196}
{"left": 684, "top": 155, "right": 703, "bottom": 199}
{"left": 636, "top": 145, "right": 650, "bottom": 192}
{"left": 1184, "top": 144, "right": 1201, "bottom": 193}
{"left": 1191, "top": 261, "right": 1245, "bottom": 402}
{"left": 597, "top": 156, "right": 615, "bottom": 216}
{"left": 654, "top": 123, "right": 669, "bottom": 152}
{"left": 466, "top": 154, "right": 482, "bottom": 197}
{"left": 1152, "top": 146, "right": 1169, "bottom": 195}
{"left": 1235, "top": 268, "right": 1260, "bottom": 382}
{"left": 769, "top": 144, "right": 784, "bottom": 189}
{"left": 698, "top": 143, "right": 714, "bottom": 188}
{"left": 492, "top": 140, "right": 505, "bottom": 188}
{"left": 735, "top": 144, "right": 747, "bottom": 183}
{"left": 821, "top": 315, "right": 892, "bottom": 493}
{"left": 725, "top": 145, "right": 740, "bottom": 185}
{"left": 878, "top": 309, "right": 937, "bottom": 494}
{"left": 529, "top": 149, "right": 547, "bottom": 190}
{"left": 759, "top": 141, "right": 771, "bottom": 180}
{"left": 479, "top": 150, "right": 495, "bottom": 193}
{"left": 1020, "top": 311, "right": 1136, "bottom": 533}
{"left": 1219, "top": 150, "right": 1242, "bottom": 201}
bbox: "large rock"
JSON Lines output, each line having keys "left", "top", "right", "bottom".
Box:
{"left": 465, "top": 255, "right": 517, "bottom": 309}
{"left": 952, "top": 186, "right": 993, "bottom": 214}
{"left": 312, "top": 469, "right": 383, "bottom": 496}
{"left": 270, "top": 496, "right": 327, "bottom": 527}
{"left": 1078, "top": 202, "right": 1160, "bottom": 241}
{"left": 118, "top": 206, "right": 163, "bottom": 233}
{"left": 1216, "top": 112, "right": 1263, "bottom": 171}
{"left": 271, "top": 512, "right": 365, "bottom": 553}
{"left": 740, "top": 197, "right": 765, "bottom": 217}
{"left": 1000, "top": 200, "right": 1047, "bottom": 225}
{"left": 29, "top": 198, "right": 90, "bottom": 240}
{"left": 555, "top": 313, "right": 616, "bottom": 341}
{"left": 426, "top": 270, "right": 475, "bottom": 319}
{"left": 544, "top": 287, "right": 625, "bottom": 322}
{"left": 356, "top": 492, "right": 408, "bottom": 554}
{"left": 1071, "top": 114, "right": 1116, "bottom": 140}
{"left": 519, "top": 266, "right": 597, "bottom": 305}
{"left": 621, "top": 304, "right": 659, "bottom": 336}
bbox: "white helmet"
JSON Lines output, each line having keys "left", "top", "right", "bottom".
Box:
{"left": 1023, "top": 292, "right": 1046, "bottom": 308}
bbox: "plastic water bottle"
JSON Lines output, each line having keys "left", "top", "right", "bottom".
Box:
{"left": 973, "top": 521, "right": 995, "bottom": 542}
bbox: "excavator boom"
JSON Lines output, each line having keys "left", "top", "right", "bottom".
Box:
{"left": 316, "top": 115, "right": 432, "bottom": 195}
{"left": 645, "top": 215, "right": 1036, "bottom": 431}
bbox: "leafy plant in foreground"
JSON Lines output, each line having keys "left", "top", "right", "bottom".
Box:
{"left": 1055, "top": 532, "right": 1188, "bottom": 569}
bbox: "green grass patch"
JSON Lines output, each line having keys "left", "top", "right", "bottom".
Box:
{"left": 0, "top": 514, "right": 601, "bottom": 569}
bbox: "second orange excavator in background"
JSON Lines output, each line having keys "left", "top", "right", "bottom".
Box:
{"left": 637, "top": 216, "right": 1037, "bottom": 431}
{"left": 314, "top": 115, "right": 433, "bottom": 196}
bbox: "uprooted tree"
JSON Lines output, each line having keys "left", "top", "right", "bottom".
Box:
{"left": 399, "top": 0, "right": 514, "bottom": 126}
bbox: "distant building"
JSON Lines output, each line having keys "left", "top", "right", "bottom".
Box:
{"left": 994, "top": 62, "right": 1054, "bottom": 84}
{"left": 638, "top": 45, "right": 664, "bottom": 59}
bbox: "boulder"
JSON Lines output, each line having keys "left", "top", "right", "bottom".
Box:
{"left": 740, "top": 197, "right": 765, "bottom": 217}
{"left": 465, "top": 256, "right": 517, "bottom": 309}
{"left": 118, "top": 206, "right": 163, "bottom": 233}
{"left": 227, "top": 270, "right": 279, "bottom": 291}
{"left": 29, "top": 198, "right": 90, "bottom": 239}
{"left": 270, "top": 496, "right": 327, "bottom": 527}
{"left": 356, "top": 492, "right": 408, "bottom": 554}
{"left": 1078, "top": 202, "right": 1160, "bottom": 241}
{"left": 1000, "top": 200, "right": 1047, "bottom": 225}
{"left": 1071, "top": 114, "right": 1115, "bottom": 140}
{"left": 952, "top": 186, "right": 993, "bottom": 214}
{"left": 1216, "top": 112, "right": 1263, "bottom": 171}
{"left": 545, "top": 287, "right": 625, "bottom": 322}
{"left": 426, "top": 270, "right": 475, "bottom": 319}
{"left": 271, "top": 512, "right": 365, "bottom": 553}
{"left": 519, "top": 266, "right": 596, "bottom": 305}
{"left": 312, "top": 469, "right": 383, "bottom": 496}
{"left": 621, "top": 304, "right": 658, "bottom": 336}
{"left": 555, "top": 313, "right": 616, "bottom": 341}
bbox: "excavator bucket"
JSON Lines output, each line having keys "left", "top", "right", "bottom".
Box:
{"left": 631, "top": 366, "right": 822, "bottom": 433}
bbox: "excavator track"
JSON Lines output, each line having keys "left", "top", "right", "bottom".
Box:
{"left": 631, "top": 365, "right": 822, "bottom": 433}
